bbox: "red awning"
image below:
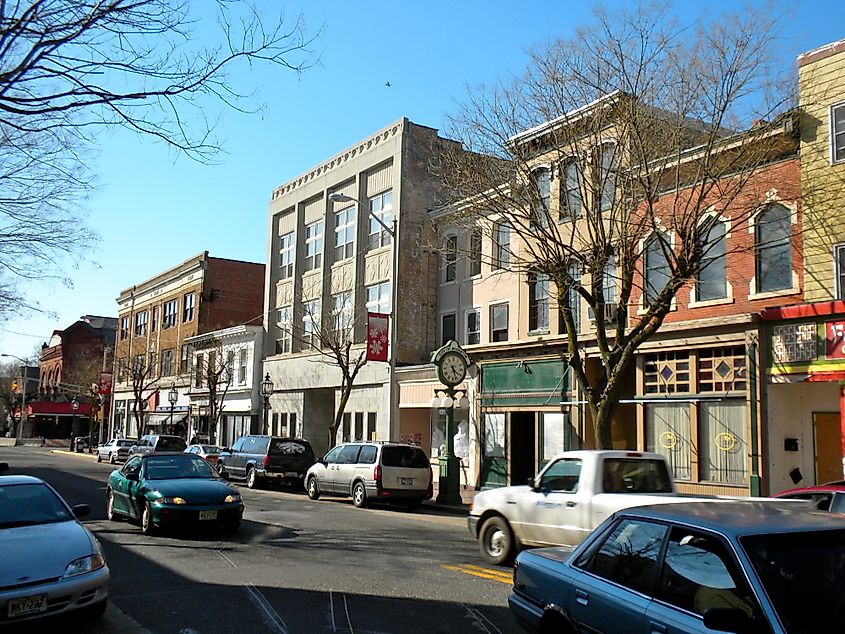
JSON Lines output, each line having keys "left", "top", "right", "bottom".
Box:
{"left": 760, "top": 300, "right": 845, "bottom": 321}
{"left": 28, "top": 401, "right": 92, "bottom": 416}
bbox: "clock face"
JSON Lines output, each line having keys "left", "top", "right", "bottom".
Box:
{"left": 439, "top": 351, "right": 467, "bottom": 386}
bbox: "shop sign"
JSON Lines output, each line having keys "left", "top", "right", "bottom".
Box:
{"left": 771, "top": 323, "right": 817, "bottom": 364}
{"left": 825, "top": 321, "right": 845, "bottom": 359}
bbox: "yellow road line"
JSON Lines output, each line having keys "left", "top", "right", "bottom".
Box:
{"left": 440, "top": 563, "right": 512, "bottom": 584}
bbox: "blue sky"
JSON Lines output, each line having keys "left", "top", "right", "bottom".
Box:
{"left": 0, "top": 0, "right": 840, "bottom": 360}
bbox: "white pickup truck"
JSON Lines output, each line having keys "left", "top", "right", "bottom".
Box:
{"left": 468, "top": 450, "right": 719, "bottom": 564}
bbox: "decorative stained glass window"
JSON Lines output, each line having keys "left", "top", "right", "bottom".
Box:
{"left": 644, "top": 351, "right": 690, "bottom": 394}
{"left": 698, "top": 347, "right": 746, "bottom": 392}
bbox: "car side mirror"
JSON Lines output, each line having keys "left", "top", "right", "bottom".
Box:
{"left": 702, "top": 608, "right": 757, "bottom": 633}
{"left": 527, "top": 476, "right": 539, "bottom": 491}
{"left": 126, "top": 472, "right": 139, "bottom": 482}
{"left": 72, "top": 503, "right": 91, "bottom": 519}
{"left": 0, "top": 462, "right": 8, "bottom": 474}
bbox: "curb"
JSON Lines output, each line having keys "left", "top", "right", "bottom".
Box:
{"left": 50, "top": 449, "right": 97, "bottom": 460}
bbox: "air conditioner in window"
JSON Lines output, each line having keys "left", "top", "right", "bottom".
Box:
{"left": 588, "top": 304, "right": 619, "bottom": 325}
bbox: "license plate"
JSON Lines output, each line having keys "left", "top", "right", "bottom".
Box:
{"left": 199, "top": 510, "right": 217, "bottom": 521}
{"left": 400, "top": 477, "right": 414, "bottom": 486}
{"left": 284, "top": 471, "right": 299, "bottom": 477}
{"left": 8, "top": 595, "right": 47, "bottom": 618}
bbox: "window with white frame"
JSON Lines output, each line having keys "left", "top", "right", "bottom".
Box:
{"left": 560, "top": 265, "right": 581, "bottom": 333}
{"left": 332, "top": 292, "right": 353, "bottom": 341}
{"left": 302, "top": 299, "right": 321, "bottom": 349}
{"left": 366, "top": 282, "right": 391, "bottom": 314}
{"left": 163, "top": 299, "right": 178, "bottom": 328}
{"left": 597, "top": 142, "right": 617, "bottom": 213}
{"left": 468, "top": 229, "right": 482, "bottom": 277}
{"left": 119, "top": 316, "right": 129, "bottom": 340}
{"left": 832, "top": 103, "right": 845, "bottom": 163}
{"left": 225, "top": 350, "right": 234, "bottom": 383}
{"left": 645, "top": 235, "right": 671, "bottom": 304}
{"left": 528, "top": 272, "right": 550, "bottom": 332}
{"left": 493, "top": 221, "right": 511, "bottom": 269}
{"left": 276, "top": 306, "right": 292, "bottom": 354}
{"left": 755, "top": 203, "right": 792, "bottom": 293}
{"left": 334, "top": 206, "right": 356, "bottom": 261}
{"left": 304, "top": 220, "right": 323, "bottom": 271}
{"left": 602, "top": 257, "right": 617, "bottom": 305}
{"left": 279, "top": 231, "right": 294, "bottom": 279}
{"left": 465, "top": 308, "right": 481, "bottom": 345}
{"left": 441, "top": 313, "right": 456, "bottom": 346}
{"left": 490, "top": 303, "right": 509, "bottom": 342}
{"left": 134, "top": 311, "right": 147, "bottom": 336}
{"left": 443, "top": 235, "right": 457, "bottom": 282}
{"left": 180, "top": 344, "right": 191, "bottom": 373}
{"left": 238, "top": 348, "right": 248, "bottom": 384}
{"left": 160, "top": 349, "right": 175, "bottom": 377}
{"left": 368, "top": 189, "right": 393, "bottom": 250}
{"left": 532, "top": 167, "right": 551, "bottom": 227}
{"left": 561, "top": 159, "right": 582, "bottom": 219}
{"left": 194, "top": 353, "right": 204, "bottom": 387}
{"left": 117, "top": 358, "right": 126, "bottom": 382}
{"left": 696, "top": 220, "right": 727, "bottom": 301}
{"left": 183, "top": 292, "right": 195, "bottom": 322}
{"left": 836, "top": 244, "right": 845, "bottom": 299}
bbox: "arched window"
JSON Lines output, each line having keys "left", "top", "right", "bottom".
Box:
{"left": 468, "top": 229, "right": 482, "bottom": 277}
{"left": 755, "top": 204, "right": 792, "bottom": 293}
{"left": 696, "top": 220, "right": 727, "bottom": 301}
{"left": 645, "top": 235, "right": 671, "bottom": 303}
{"left": 561, "top": 160, "right": 582, "bottom": 219}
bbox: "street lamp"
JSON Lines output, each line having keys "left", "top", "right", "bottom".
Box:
{"left": 260, "top": 373, "right": 274, "bottom": 434}
{"left": 327, "top": 191, "right": 399, "bottom": 441}
{"left": 71, "top": 397, "right": 79, "bottom": 451}
{"left": 1, "top": 353, "right": 29, "bottom": 439}
{"left": 168, "top": 383, "right": 178, "bottom": 436}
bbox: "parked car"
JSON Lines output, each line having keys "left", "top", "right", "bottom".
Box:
{"left": 217, "top": 435, "right": 315, "bottom": 490}
{"left": 185, "top": 444, "right": 225, "bottom": 466}
{"left": 509, "top": 500, "right": 845, "bottom": 634}
{"left": 774, "top": 481, "right": 845, "bottom": 512}
{"left": 96, "top": 438, "right": 135, "bottom": 464}
{"left": 129, "top": 434, "right": 187, "bottom": 456}
{"left": 0, "top": 474, "right": 109, "bottom": 624}
{"left": 106, "top": 452, "right": 243, "bottom": 534}
{"left": 305, "top": 442, "right": 433, "bottom": 509}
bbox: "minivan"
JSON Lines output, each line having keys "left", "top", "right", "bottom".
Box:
{"left": 305, "top": 442, "right": 432, "bottom": 509}
{"left": 217, "top": 435, "right": 316, "bottom": 490}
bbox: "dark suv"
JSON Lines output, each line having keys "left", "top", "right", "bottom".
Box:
{"left": 217, "top": 435, "right": 315, "bottom": 490}
{"left": 129, "top": 434, "right": 187, "bottom": 456}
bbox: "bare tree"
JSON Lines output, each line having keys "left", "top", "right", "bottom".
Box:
{"left": 438, "top": 3, "right": 793, "bottom": 448}
{"left": 191, "top": 337, "right": 234, "bottom": 443}
{"left": 117, "top": 339, "right": 160, "bottom": 439}
{"left": 0, "top": 1, "right": 318, "bottom": 309}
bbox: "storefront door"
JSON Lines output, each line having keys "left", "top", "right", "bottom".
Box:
{"left": 814, "top": 412, "right": 842, "bottom": 484}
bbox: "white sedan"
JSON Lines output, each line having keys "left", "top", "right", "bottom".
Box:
{"left": 95, "top": 439, "right": 135, "bottom": 464}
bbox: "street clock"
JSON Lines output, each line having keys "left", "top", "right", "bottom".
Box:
{"left": 431, "top": 341, "right": 471, "bottom": 387}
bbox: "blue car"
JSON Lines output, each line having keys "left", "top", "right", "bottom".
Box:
{"left": 509, "top": 500, "right": 845, "bottom": 634}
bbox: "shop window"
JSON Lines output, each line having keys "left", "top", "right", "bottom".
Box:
{"left": 698, "top": 347, "right": 746, "bottom": 392}
{"left": 644, "top": 351, "right": 690, "bottom": 394}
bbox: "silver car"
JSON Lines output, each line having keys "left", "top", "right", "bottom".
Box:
{"left": 96, "top": 438, "right": 135, "bottom": 464}
{"left": 305, "top": 442, "right": 433, "bottom": 509}
{"left": 0, "top": 474, "right": 109, "bottom": 624}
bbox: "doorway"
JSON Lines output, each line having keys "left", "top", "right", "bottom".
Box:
{"left": 510, "top": 411, "right": 537, "bottom": 485}
{"left": 813, "top": 412, "right": 842, "bottom": 484}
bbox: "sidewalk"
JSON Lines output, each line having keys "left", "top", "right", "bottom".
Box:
{"left": 420, "top": 487, "right": 476, "bottom": 516}
{"left": 50, "top": 448, "right": 97, "bottom": 459}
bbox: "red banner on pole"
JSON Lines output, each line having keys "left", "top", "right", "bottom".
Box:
{"left": 367, "top": 312, "right": 390, "bottom": 362}
{"left": 98, "top": 372, "right": 113, "bottom": 395}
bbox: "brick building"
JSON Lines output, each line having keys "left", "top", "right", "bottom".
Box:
{"left": 110, "top": 252, "right": 264, "bottom": 439}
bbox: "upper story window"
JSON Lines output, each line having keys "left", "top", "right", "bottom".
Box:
{"left": 276, "top": 306, "right": 292, "bottom": 354}
{"left": 163, "top": 299, "right": 178, "bottom": 328}
{"left": 332, "top": 292, "right": 353, "bottom": 342}
{"left": 180, "top": 344, "right": 191, "bottom": 373}
{"left": 279, "top": 232, "right": 294, "bottom": 279}
{"left": 304, "top": 220, "right": 324, "bottom": 271}
{"left": 560, "top": 265, "right": 581, "bottom": 333}
{"left": 302, "top": 299, "right": 321, "bottom": 349}
{"left": 490, "top": 303, "right": 509, "bottom": 342}
{"left": 561, "top": 159, "right": 582, "bottom": 220}
{"left": 160, "top": 349, "right": 175, "bottom": 377}
{"left": 134, "top": 311, "right": 147, "bottom": 336}
{"left": 645, "top": 236, "right": 671, "bottom": 304}
{"left": 194, "top": 353, "right": 204, "bottom": 387}
{"left": 836, "top": 244, "right": 845, "bottom": 299}
{"left": 696, "top": 220, "right": 728, "bottom": 301}
{"left": 602, "top": 257, "right": 617, "bottom": 305}
{"left": 465, "top": 308, "right": 481, "bottom": 345}
{"left": 334, "top": 206, "right": 356, "bottom": 261}
{"left": 117, "top": 358, "right": 126, "bottom": 382}
{"left": 225, "top": 350, "right": 235, "bottom": 383}
{"left": 597, "top": 142, "right": 617, "bottom": 213}
{"left": 441, "top": 313, "right": 456, "bottom": 346}
{"left": 238, "top": 348, "right": 248, "bottom": 384}
{"left": 183, "top": 292, "right": 195, "bottom": 322}
{"left": 443, "top": 235, "right": 457, "bottom": 282}
{"left": 528, "top": 272, "right": 550, "bottom": 332}
{"left": 493, "top": 221, "right": 511, "bottom": 270}
{"left": 366, "top": 282, "right": 391, "bottom": 314}
{"left": 755, "top": 203, "right": 792, "bottom": 293}
{"left": 468, "top": 229, "right": 482, "bottom": 277}
{"left": 119, "top": 316, "right": 129, "bottom": 340}
{"left": 368, "top": 189, "right": 393, "bottom": 250}
{"left": 532, "top": 167, "right": 551, "bottom": 227}
{"left": 832, "top": 103, "right": 845, "bottom": 163}
{"left": 151, "top": 307, "right": 158, "bottom": 332}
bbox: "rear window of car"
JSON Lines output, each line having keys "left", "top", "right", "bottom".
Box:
{"left": 201, "top": 445, "right": 223, "bottom": 454}
{"left": 601, "top": 458, "right": 673, "bottom": 493}
{"left": 117, "top": 440, "right": 134, "bottom": 447}
{"left": 269, "top": 439, "right": 313, "bottom": 459}
{"left": 156, "top": 436, "right": 187, "bottom": 451}
{"left": 381, "top": 446, "right": 429, "bottom": 468}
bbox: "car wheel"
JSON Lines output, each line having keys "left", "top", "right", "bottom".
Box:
{"left": 246, "top": 467, "right": 261, "bottom": 490}
{"left": 141, "top": 500, "right": 155, "bottom": 535}
{"left": 96, "top": 453, "right": 102, "bottom": 463}
{"left": 218, "top": 465, "right": 229, "bottom": 480}
{"left": 352, "top": 481, "right": 368, "bottom": 508}
{"left": 106, "top": 489, "right": 121, "bottom": 522}
{"left": 306, "top": 476, "right": 320, "bottom": 500}
{"left": 539, "top": 608, "right": 577, "bottom": 634}
{"left": 479, "top": 516, "right": 514, "bottom": 565}
{"left": 109, "top": 453, "right": 116, "bottom": 465}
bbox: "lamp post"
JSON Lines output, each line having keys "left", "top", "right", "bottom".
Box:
{"left": 328, "top": 191, "right": 399, "bottom": 441}
{"left": 431, "top": 389, "right": 469, "bottom": 506}
{"left": 1, "top": 353, "right": 29, "bottom": 438}
{"left": 260, "top": 373, "right": 274, "bottom": 434}
{"left": 168, "top": 383, "right": 178, "bottom": 436}
{"left": 71, "top": 397, "right": 79, "bottom": 451}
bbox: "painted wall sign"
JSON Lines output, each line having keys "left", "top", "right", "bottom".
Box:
{"left": 825, "top": 320, "right": 845, "bottom": 359}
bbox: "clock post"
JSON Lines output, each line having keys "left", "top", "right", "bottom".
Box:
{"left": 431, "top": 341, "right": 470, "bottom": 506}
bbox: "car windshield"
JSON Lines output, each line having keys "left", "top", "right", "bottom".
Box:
{"left": 741, "top": 529, "right": 845, "bottom": 633}
{"left": 0, "top": 482, "right": 73, "bottom": 528}
{"left": 201, "top": 445, "right": 223, "bottom": 454}
{"left": 157, "top": 437, "right": 187, "bottom": 451}
{"left": 117, "top": 440, "right": 134, "bottom": 447}
{"left": 144, "top": 455, "right": 217, "bottom": 480}
{"left": 382, "top": 446, "right": 429, "bottom": 468}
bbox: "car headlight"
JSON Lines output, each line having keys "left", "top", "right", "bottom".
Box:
{"left": 224, "top": 494, "right": 241, "bottom": 503}
{"left": 64, "top": 554, "right": 105, "bottom": 578}
{"left": 157, "top": 497, "right": 187, "bottom": 505}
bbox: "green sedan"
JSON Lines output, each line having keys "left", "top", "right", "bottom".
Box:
{"left": 107, "top": 452, "right": 244, "bottom": 535}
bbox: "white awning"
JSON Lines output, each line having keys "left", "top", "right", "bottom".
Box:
{"left": 145, "top": 412, "right": 188, "bottom": 426}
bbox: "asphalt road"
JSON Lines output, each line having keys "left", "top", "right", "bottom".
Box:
{"left": 0, "top": 447, "right": 520, "bottom": 634}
